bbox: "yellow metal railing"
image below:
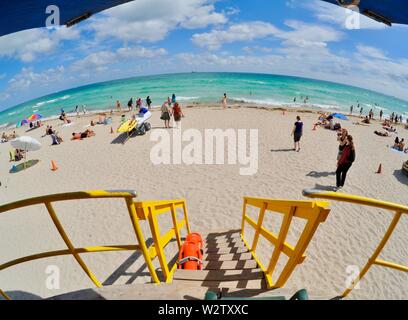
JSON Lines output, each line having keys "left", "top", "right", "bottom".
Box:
{"left": 134, "top": 199, "right": 191, "bottom": 283}
{"left": 0, "top": 190, "right": 190, "bottom": 300}
{"left": 241, "top": 197, "right": 330, "bottom": 289}
{"left": 303, "top": 189, "right": 408, "bottom": 298}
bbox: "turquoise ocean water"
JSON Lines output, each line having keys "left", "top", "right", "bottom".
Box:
{"left": 1, "top": 72, "right": 407, "bottom": 128}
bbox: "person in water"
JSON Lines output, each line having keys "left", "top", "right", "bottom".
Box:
{"left": 291, "top": 116, "right": 303, "bottom": 152}
{"left": 171, "top": 93, "right": 176, "bottom": 105}
{"left": 336, "top": 135, "right": 355, "bottom": 190}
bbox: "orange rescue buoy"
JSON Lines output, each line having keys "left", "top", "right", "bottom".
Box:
{"left": 177, "top": 241, "right": 202, "bottom": 270}
{"left": 186, "top": 233, "right": 203, "bottom": 251}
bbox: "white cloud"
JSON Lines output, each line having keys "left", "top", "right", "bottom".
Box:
{"left": 192, "top": 20, "right": 343, "bottom": 50}
{"left": 0, "top": 27, "right": 80, "bottom": 62}
{"left": 356, "top": 45, "right": 388, "bottom": 60}
{"left": 89, "top": 0, "right": 227, "bottom": 42}
{"left": 8, "top": 66, "right": 65, "bottom": 92}
{"left": 70, "top": 46, "right": 167, "bottom": 77}
{"left": 192, "top": 21, "right": 280, "bottom": 50}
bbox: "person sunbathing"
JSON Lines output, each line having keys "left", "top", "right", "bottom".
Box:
{"left": 1, "top": 132, "right": 9, "bottom": 142}
{"left": 383, "top": 126, "right": 396, "bottom": 132}
{"left": 14, "top": 149, "right": 25, "bottom": 161}
{"left": 374, "top": 130, "right": 389, "bottom": 137}
{"left": 71, "top": 129, "right": 95, "bottom": 140}
{"left": 362, "top": 116, "right": 370, "bottom": 124}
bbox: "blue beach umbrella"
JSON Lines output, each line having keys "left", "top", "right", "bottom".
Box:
{"left": 16, "top": 119, "right": 29, "bottom": 128}
{"left": 331, "top": 113, "right": 349, "bottom": 121}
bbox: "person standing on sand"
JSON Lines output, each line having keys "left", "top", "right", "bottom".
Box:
{"left": 335, "top": 135, "right": 355, "bottom": 191}
{"left": 146, "top": 96, "right": 152, "bottom": 110}
{"left": 380, "top": 109, "right": 383, "bottom": 121}
{"left": 161, "top": 101, "right": 172, "bottom": 128}
{"left": 337, "top": 128, "right": 348, "bottom": 160}
{"left": 350, "top": 105, "right": 353, "bottom": 115}
{"left": 359, "top": 107, "right": 363, "bottom": 117}
{"left": 222, "top": 93, "right": 227, "bottom": 109}
{"left": 172, "top": 102, "right": 184, "bottom": 129}
{"left": 291, "top": 116, "right": 303, "bottom": 152}
{"left": 116, "top": 100, "right": 121, "bottom": 112}
{"left": 127, "top": 98, "right": 133, "bottom": 112}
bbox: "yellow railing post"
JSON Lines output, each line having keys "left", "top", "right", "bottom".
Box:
{"left": 170, "top": 203, "right": 182, "bottom": 249}
{"left": 146, "top": 206, "right": 171, "bottom": 282}
{"left": 44, "top": 202, "right": 102, "bottom": 287}
{"left": 241, "top": 198, "right": 247, "bottom": 238}
{"left": 342, "top": 211, "right": 402, "bottom": 297}
{"left": 250, "top": 202, "right": 267, "bottom": 252}
{"left": 275, "top": 215, "right": 321, "bottom": 287}
{"left": 182, "top": 201, "right": 191, "bottom": 234}
{"left": 0, "top": 289, "right": 11, "bottom": 300}
{"left": 266, "top": 206, "right": 296, "bottom": 277}
{"left": 125, "top": 198, "right": 160, "bottom": 284}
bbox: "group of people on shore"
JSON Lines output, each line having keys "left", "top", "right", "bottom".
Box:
{"left": 160, "top": 94, "right": 184, "bottom": 128}
{"left": 1, "top": 131, "right": 17, "bottom": 143}
{"left": 115, "top": 96, "right": 153, "bottom": 113}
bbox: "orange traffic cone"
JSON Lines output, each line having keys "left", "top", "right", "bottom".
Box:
{"left": 110, "top": 127, "right": 114, "bottom": 134}
{"left": 51, "top": 160, "right": 58, "bottom": 171}
{"left": 376, "top": 164, "right": 382, "bottom": 174}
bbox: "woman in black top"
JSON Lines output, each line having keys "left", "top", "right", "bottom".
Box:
{"left": 336, "top": 135, "right": 355, "bottom": 190}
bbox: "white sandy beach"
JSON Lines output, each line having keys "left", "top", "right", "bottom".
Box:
{"left": 1, "top": 104, "right": 408, "bottom": 300}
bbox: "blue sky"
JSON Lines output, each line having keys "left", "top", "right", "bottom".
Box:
{"left": 1, "top": 0, "right": 408, "bottom": 111}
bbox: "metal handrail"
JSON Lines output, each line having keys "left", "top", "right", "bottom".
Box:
{"left": 0, "top": 190, "right": 191, "bottom": 300}
{"left": 303, "top": 189, "right": 408, "bottom": 298}
{"left": 241, "top": 196, "right": 330, "bottom": 289}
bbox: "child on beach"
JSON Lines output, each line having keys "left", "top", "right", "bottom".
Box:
{"left": 336, "top": 135, "right": 355, "bottom": 190}
{"left": 291, "top": 116, "right": 303, "bottom": 152}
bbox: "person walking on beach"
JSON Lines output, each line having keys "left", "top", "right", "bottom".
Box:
{"left": 291, "top": 116, "right": 303, "bottom": 152}
{"left": 350, "top": 105, "right": 353, "bottom": 115}
{"left": 359, "top": 107, "right": 363, "bottom": 117}
{"left": 172, "top": 102, "right": 184, "bottom": 129}
{"left": 160, "top": 101, "right": 172, "bottom": 128}
{"left": 146, "top": 96, "right": 152, "bottom": 110}
{"left": 391, "top": 112, "right": 395, "bottom": 123}
{"left": 380, "top": 109, "right": 383, "bottom": 121}
{"left": 74, "top": 105, "right": 79, "bottom": 117}
{"left": 337, "top": 128, "right": 348, "bottom": 160}
{"left": 116, "top": 100, "right": 121, "bottom": 112}
{"left": 222, "top": 93, "right": 227, "bottom": 109}
{"left": 127, "top": 98, "right": 133, "bottom": 112}
{"left": 335, "top": 135, "right": 355, "bottom": 190}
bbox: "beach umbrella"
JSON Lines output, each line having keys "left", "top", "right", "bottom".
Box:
{"left": 27, "top": 113, "right": 42, "bottom": 122}
{"left": 331, "top": 113, "right": 349, "bottom": 121}
{"left": 16, "top": 119, "right": 29, "bottom": 128}
{"left": 10, "top": 136, "right": 41, "bottom": 168}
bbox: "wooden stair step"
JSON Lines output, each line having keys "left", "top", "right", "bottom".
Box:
{"left": 203, "top": 246, "right": 249, "bottom": 254}
{"left": 172, "top": 279, "right": 266, "bottom": 289}
{"left": 173, "top": 269, "right": 264, "bottom": 282}
{"left": 204, "top": 239, "right": 245, "bottom": 250}
{"left": 203, "top": 259, "right": 258, "bottom": 270}
{"left": 203, "top": 252, "right": 253, "bottom": 262}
